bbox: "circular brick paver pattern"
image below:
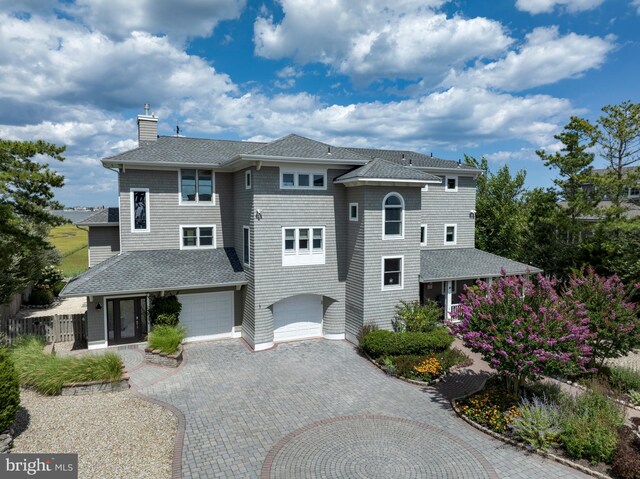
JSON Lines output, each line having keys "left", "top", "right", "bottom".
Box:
{"left": 262, "top": 415, "right": 498, "bottom": 479}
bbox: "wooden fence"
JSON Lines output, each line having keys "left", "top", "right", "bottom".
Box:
{"left": 2, "top": 313, "right": 86, "bottom": 343}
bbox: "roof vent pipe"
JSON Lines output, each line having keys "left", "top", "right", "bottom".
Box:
{"left": 327, "top": 146, "right": 331, "bottom": 155}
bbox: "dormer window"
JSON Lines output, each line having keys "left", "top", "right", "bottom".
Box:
{"left": 180, "top": 169, "right": 214, "bottom": 204}
{"left": 383, "top": 192, "right": 404, "bottom": 239}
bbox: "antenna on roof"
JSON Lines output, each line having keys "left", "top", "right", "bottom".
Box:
{"left": 409, "top": 158, "right": 412, "bottom": 166}
{"left": 402, "top": 153, "right": 405, "bottom": 161}
{"left": 327, "top": 146, "right": 331, "bottom": 155}
{"left": 458, "top": 159, "right": 461, "bottom": 168}
{"left": 176, "top": 124, "right": 180, "bottom": 136}
{"left": 144, "top": 103, "right": 150, "bottom": 115}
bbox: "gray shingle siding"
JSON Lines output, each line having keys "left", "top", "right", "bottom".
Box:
{"left": 422, "top": 175, "right": 476, "bottom": 249}
{"left": 361, "top": 187, "right": 421, "bottom": 332}
{"left": 345, "top": 187, "right": 365, "bottom": 341}
{"left": 88, "top": 226, "right": 120, "bottom": 267}
{"left": 251, "top": 166, "right": 348, "bottom": 345}
{"left": 119, "top": 169, "right": 232, "bottom": 251}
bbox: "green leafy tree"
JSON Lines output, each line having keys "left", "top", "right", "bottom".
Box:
{"left": 0, "top": 140, "right": 66, "bottom": 303}
{"left": 465, "top": 155, "right": 528, "bottom": 260}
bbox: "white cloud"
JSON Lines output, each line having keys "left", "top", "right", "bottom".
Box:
{"left": 633, "top": 0, "right": 640, "bottom": 14}
{"left": 69, "top": 0, "right": 245, "bottom": 41}
{"left": 515, "top": 0, "right": 604, "bottom": 14}
{"left": 444, "top": 27, "right": 615, "bottom": 92}
{"left": 254, "top": 0, "right": 512, "bottom": 85}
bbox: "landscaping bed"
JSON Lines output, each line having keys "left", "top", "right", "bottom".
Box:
{"left": 455, "top": 376, "right": 640, "bottom": 479}
{"left": 11, "top": 337, "right": 126, "bottom": 395}
{"left": 146, "top": 324, "right": 185, "bottom": 367}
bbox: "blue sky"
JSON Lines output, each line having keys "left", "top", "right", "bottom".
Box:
{"left": 0, "top": 0, "right": 638, "bottom": 207}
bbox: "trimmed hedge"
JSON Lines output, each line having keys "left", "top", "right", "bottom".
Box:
{"left": 360, "top": 329, "right": 453, "bottom": 359}
{"left": 0, "top": 348, "right": 20, "bottom": 432}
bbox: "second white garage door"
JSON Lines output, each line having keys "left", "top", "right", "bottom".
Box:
{"left": 178, "top": 291, "right": 234, "bottom": 342}
{"left": 273, "top": 294, "right": 322, "bottom": 342}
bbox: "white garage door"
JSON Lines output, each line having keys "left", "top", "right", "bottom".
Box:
{"left": 178, "top": 291, "right": 234, "bottom": 342}
{"left": 273, "top": 294, "right": 322, "bottom": 342}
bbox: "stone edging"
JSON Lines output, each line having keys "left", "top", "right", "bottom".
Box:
{"left": 59, "top": 363, "right": 130, "bottom": 396}
{"left": 450, "top": 384, "right": 613, "bottom": 479}
{"left": 134, "top": 395, "right": 186, "bottom": 479}
{"left": 362, "top": 350, "right": 467, "bottom": 387}
{"left": 0, "top": 427, "right": 14, "bottom": 454}
{"left": 145, "top": 345, "right": 183, "bottom": 368}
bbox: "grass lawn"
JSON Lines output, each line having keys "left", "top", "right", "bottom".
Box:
{"left": 49, "top": 224, "right": 88, "bottom": 277}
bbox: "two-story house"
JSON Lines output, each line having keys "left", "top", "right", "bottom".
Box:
{"left": 61, "top": 111, "right": 540, "bottom": 350}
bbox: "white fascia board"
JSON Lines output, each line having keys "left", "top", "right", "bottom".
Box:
{"left": 223, "top": 154, "right": 367, "bottom": 169}
{"left": 60, "top": 281, "right": 247, "bottom": 298}
{"left": 334, "top": 177, "right": 435, "bottom": 186}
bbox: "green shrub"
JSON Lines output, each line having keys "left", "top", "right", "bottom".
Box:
{"left": 611, "top": 426, "right": 640, "bottom": 479}
{"left": 608, "top": 366, "right": 640, "bottom": 394}
{"left": 392, "top": 300, "right": 443, "bottom": 333}
{"left": 38, "top": 265, "right": 64, "bottom": 290}
{"left": 52, "top": 280, "right": 66, "bottom": 297}
{"left": 149, "top": 295, "right": 182, "bottom": 327}
{"left": 0, "top": 348, "right": 20, "bottom": 432}
{"left": 360, "top": 329, "right": 453, "bottom": 359}
{"left": 629, "top": 390, "right": 640, "bottom": 406}
{"left": 148, "top": 325, "right": 186, "bottom": 355}
{"left": 357, "top": 323, "right": 378, "bottom": 346}
{"left": 524, "top": 381, "right": 564, "bottom": 404}
{"left": 28, "top": 288, "right": 54, "bottom": 306}
{"left": 560, "top": 389, "right": 625, "bottom": 464}
{"left": 510, "top": 397, "right": 560, "bottom": 451}
{"left": 11, "top": 337, "right": 122, "bottom": 395}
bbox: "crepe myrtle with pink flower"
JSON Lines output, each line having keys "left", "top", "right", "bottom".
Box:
{"left": 563, "top": 267, "right": 640, "bottom": 369}
{"left": 450, "top": 272, "right": 593, "bottom": 393}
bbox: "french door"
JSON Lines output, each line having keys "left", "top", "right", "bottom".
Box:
{"left": 107, "top": 297, "right": 147, "bottom": 344}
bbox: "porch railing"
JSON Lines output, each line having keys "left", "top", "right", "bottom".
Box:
{"left": 446, "top": 303, "right": 462, "bottom": 322}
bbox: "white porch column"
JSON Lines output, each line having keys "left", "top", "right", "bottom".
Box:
{"left": 445, "top": 280, "right": 453, "bottom": 319}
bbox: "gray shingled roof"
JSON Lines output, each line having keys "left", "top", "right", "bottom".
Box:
{"left": 420, "top": 248, "right": 542, "bottom": 282}
{"left": 246, "top": 134, "right": 368, "bottom": 161}
{"left": 104, "top": 136, "right": 266, "bottom": 166}
{"left": 335, "top": 158, "right": 441, "bottom": 182}
{"left": 346, "top": 147, "right": 478, "bottom": 171}
{"left": 77, "top": 207, "right": 119, "bottom": 226}
{"left": 61, "top": 248, "right": 245, "bottom": 297}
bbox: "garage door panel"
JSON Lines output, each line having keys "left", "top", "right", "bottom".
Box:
{"left": 178, "top": 291, "right": 233, "bottom": 340}
{"left": 273, "top": 294, "right": 322, "bottom": 342}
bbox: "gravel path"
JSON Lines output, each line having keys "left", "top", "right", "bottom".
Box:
{"left": 16, "top": 296, "right": 86, "bottom": 318}
{"left": 12, "top": 389, "right": 176, "bottom": 479}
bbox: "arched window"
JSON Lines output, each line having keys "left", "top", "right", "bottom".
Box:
{"left": 383, "top": 193, "right": 404, "bottom": 238}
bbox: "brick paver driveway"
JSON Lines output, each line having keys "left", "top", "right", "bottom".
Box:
{"left": 137, "top": 339, "right": 587, "bottom": 479}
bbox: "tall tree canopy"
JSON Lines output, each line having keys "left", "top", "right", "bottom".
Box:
{"left": 465, "top": 155, "right": 528, "bottom": 261}
{"left": 0, "top": 140, "right": 67, "bottom": 303}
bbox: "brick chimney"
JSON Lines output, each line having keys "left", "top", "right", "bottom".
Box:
{"left": 137, "top": 103, "right": 158, "bottom": 145}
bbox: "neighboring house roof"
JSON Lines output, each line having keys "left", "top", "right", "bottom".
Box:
{"left": 558, "top": 200, "right": 640, "bottom": 220}
{"left": 77, "top": 207, "right": 120, "bottom": 226}
{"left": 591, "top": 166, "right": 639, "bottom": 177}
{"left": 334, "top": 158, "right": 441, "bottom": 184}
{"left": 104, "top": 137, "right": 267, "bottom": 167}
{"left": 60, "top": 248, "right": 245, "bottom": 297}
{"left": 420, "top": 248, "right": 542, "bottom": 282}
{"left": 346, "top": 147, "right": 478, "bottom": 171}
{"left": 102, "top": 133, "right": 483, "bottom": 173}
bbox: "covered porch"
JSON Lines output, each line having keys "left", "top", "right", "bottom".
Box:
{"left": 419, "top": 248, "right": 542, "bottom": 321}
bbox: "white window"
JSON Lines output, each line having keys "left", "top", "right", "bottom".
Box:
{"left": 180, "top": 169, "right": 214, "bottom": 204}
{"left": 245, "top": 170, "right": 252, "bottom": 190}
{"left": 445, "top": 175, "right": 458, "bottom": 192}
{"left": 282, "top": 227, "right": 325, "bottom": 266}
{"left": 180, "top": 225, "right": 216, "bottom": 249}
{"left": 349, "top": 203, "right": 359, "bottom": 221}
{"left": 280, "top": 169, "right": 326, "bottom": 190}
{"left": 382, "top": 256, "right": 403, "bottom": 291}
{"left": 243, "top": 226, "right": 250, "bottom": 266}
{"left": 444, "top": 224, "right": 457, "bottom": 245}
{"left": 130, "top": 188, "right": 150, "bottom": 233}
{"left": 383, "top": 192, "right": 404, "bottom": 239}
{"left": 420, "top": 225, "right": 428, "bottom": 246}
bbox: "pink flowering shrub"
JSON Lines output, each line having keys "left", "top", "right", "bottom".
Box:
{"left": 563, "top": 267, "right": 640, "bottom": 368}
{"left": 451, "top": 274, "right": 592, "bottom": 393}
